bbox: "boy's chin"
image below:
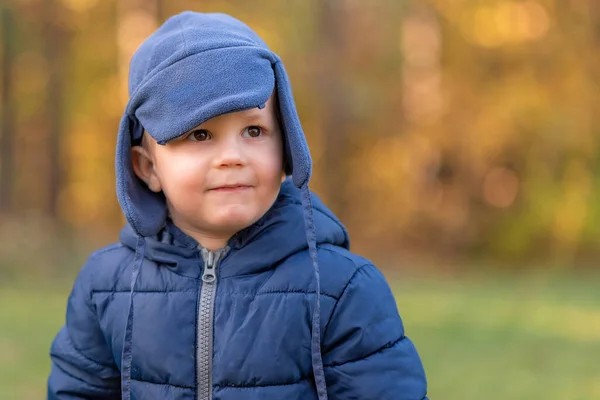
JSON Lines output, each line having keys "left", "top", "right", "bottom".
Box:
{"left": 207, "top": 208, "right": 265, "bottom": 235}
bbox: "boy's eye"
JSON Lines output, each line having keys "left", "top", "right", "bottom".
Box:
{"left": 189, "top": 129, "right": 210, "bottom": 141}
{"left": 243, "top": 126, "right": 263, "bottom": 138}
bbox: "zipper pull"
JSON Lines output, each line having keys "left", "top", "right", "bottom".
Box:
{"left": 201, "top": 249, "right": 216, "bottom": 283}
{"left": 200, "top": 247, "right": 229, "bottom": 283}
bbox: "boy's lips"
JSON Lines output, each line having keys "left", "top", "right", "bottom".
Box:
{"left": 208, "top": 184, "right": 253, "bottom": 192}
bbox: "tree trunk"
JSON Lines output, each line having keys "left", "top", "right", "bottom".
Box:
{"left": 318, "top": 0, "right": 350, "bottom": 223}
{"left": 117, "top": 0, "right": 160, "bottom": 98}
{"left": 0, "top": 6, "right": 15, "bottom": 214}
{"left": 42, "top": 0, "right": 68, "bottom": 218}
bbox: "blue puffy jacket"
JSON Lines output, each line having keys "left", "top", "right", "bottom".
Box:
{"left": 48, "top": 181, "right": 428, "bottom": 399}
{"left": 48, "top": 11, "right": 428, "bottom": 399}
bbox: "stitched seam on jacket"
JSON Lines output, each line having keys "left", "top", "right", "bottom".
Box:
{"left": 88, "top": 243, "right": 125, "bottom": 259}
{"left": 319, "top": 246, "right": 369, "bottom": 267}
{"left": 66, "top": 253, "right": 121, "bottom": 371}
{"left": 224, "top": 290, "right": 338, "bottom": 301}
{"left": 140, "top": 261, "right": 203, "bottom": 280}
{"left": 130, "top": 378, "right": 194, "bottom": 390}
{"left": 274, "top": 196, "right": 344, "bottom": 232}
{"left": 218, "top": 245, "right": 306, "bottom": 281}
{"left": 321, "top": 263, "right": 371, "bottom": 341}
{"left": 215, "top": 376, "right": 309, "bottom": 389}
{"left": 53, "top": 361, "right": 120, "bottom": 391}
{"left": 323, "top": 335, "right": 405, "bottom": 368}
{"left": 88, "top": 244, "right": 132, "bottom": 297}
{"left": 62, "top": 332, "right": 117, "bottom": 370}
{"left": 91, "top": 290, "right": 197, "bottom": 294}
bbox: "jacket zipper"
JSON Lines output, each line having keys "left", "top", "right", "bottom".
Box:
{"left": 197, "top": 247, "right": 228, "bottom": 400}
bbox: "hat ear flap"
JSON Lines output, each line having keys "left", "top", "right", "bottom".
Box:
{"left": 116, "top": 113, "right": 167, "bottom": 236}
{"left": 273, "top": 60, "right": 311, "bottom": 188}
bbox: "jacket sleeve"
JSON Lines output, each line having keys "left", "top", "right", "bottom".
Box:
{"left": 322, "top": 263, "right": 428, "bottom": 400}
{"left": 48, "top": 256, "right": 121, "bottom": 399}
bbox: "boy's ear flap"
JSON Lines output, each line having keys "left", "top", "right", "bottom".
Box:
{"left": 273, "top": 60, "right": 311, "bottom": 188}
{"left": 116, "top": 114, "right": 167, "bottom": 237}
{"left": 274, "top": 104, "right": 293, "bottom": 177}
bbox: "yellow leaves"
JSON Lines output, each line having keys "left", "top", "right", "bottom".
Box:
{"left": 5, "top": 0, "right": 599, "bottom": 260}
{"left": 553, "top": 160, "right": 592, "bottom": 254}
{"left": 400, "top": 7, "right": 444, "bottom": 125}
{"left": 461, "top": 1, "right": 551, "bottom": 48}
{"left": 60, "top": 119, "right": 116, "bottom": 227}
{"left": 117, "top": 5, "right": 160, "bottom": 100}
{"left": 400, "top": 9, "right": 441, "bottom": 69}
{"left": 14, "top": 52, "right": 48, "bottom": 98}
{"left": 399, "top": 6, "right": 444, "bottom": 125}
{"left": 483, "top": 167, "right": 520, "bottom": 209}
{"left": 117, "top": 8, "right": 158, "bottom": 54}
{"left": 99, "top": 76, "right": 126, "bottom": 115}
{"left": 352, "top": 133, "right": 445, "bottom": 236}
{"left": 60, "top": 0, "right": 99, "bottom": 13}
{"left": 251, "top": 25, "right": 284, "bottom": 56}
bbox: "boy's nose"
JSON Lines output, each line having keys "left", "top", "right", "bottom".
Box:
{"left": 216, "top": 137, "right": 246, "bottom": 167}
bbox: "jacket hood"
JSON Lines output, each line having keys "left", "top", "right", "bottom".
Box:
{"left": 119, "top": 179, "right": 350, "bottom": 278}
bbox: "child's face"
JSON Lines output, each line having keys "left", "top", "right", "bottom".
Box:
{"left": 132, "top": 94, "right": 285, "bottom": 245}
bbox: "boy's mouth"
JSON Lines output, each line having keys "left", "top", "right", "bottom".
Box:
{"left": 208, "top": 184, "right": 252, "bottom": 192}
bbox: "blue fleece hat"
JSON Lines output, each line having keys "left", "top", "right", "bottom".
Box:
{"left": 116, "top": 11, "right": 311, "bottom": 237}
{"left": 116, "top": 11, "right": 328, "bottom": 400}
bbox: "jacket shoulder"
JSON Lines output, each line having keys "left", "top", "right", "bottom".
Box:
{"left": 263, "top": 244, "right": 377, "bottom": 301}
{"left": 317, "top": 244, "right": 379, "bottom": 299}
{"left": 80, "top": 242, "right": 134, "bottom": 292}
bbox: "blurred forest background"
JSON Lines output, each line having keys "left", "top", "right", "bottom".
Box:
{"left": 2, "top": 0, "right": 600, "bottom": 272}
{"left": 1, "top": 0, "right": 599, "bottom": 399}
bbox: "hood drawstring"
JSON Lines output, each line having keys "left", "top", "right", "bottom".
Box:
{"left": 300, "top": 184, "right": 328, "bottom": 400}
{"left": 121, "top": 235, "right": 145, "bottom": 400}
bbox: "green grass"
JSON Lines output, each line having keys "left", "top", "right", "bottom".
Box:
{"left": 394, "top": 271, "right": 600, "bottom": 400}
{"left": 0, "top": 285, "right": 68, "bottom": 400}
{"left": 1, "top": 272, "right": 599, "bottom": 399}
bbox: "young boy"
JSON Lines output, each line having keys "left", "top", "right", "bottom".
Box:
{"left": 48, "top": 11, "right": 428, "bottom": 400}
